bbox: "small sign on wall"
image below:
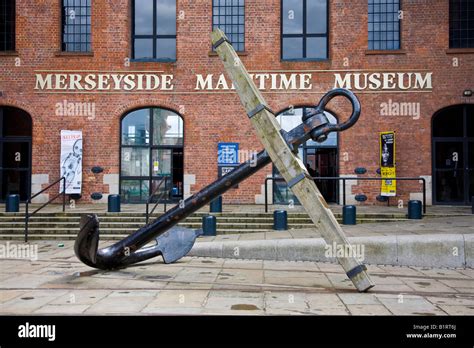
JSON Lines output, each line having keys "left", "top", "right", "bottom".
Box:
{"left": 60, "top": 130, "right": 83, "bottom": 194}
{"left": 380, "top": 131, "right": 396, "bottom": 197}
{"left": 218, "top": 143, "right": 239, "bottom": 189}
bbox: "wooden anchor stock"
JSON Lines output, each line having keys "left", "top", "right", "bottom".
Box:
{"left": 211, "top": 28, "right": 375, "bottom": 292}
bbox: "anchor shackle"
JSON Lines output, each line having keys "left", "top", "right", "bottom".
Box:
{"left": 303, "top": 88, "right": 361, "bottom": 143}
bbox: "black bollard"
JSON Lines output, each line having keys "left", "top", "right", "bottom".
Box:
{"left": 5, "top": 194, "right": 20, "bottom": 213}
{"left": 202, "top": 215, "right": 217, "bottom": 236}
{"left": 108, "top": 194, "right": 121, "bottom": 213}
{"left": 343, "top": 205, "right": 357, "bottom": 225}
{"left": 210, "top": 196, "right": 223, "bottom": 213}
{"left": 273, "top": 210, "right": 288, "bottom": 231}
{"left": 408, "top": 200, "right": 422, "bottom": 219}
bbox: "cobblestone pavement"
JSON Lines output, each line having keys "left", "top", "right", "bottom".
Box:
{"left": 1, "top": 241, "right": 473, "bottom": 315}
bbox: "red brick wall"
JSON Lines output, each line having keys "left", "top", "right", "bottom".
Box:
{"left": 0, "top": 0, "right": 472, "bottom": 205}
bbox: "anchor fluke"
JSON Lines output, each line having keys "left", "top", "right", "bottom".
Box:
{"left": 74, "top": 214, "right": 203, "bottom": 269}
{"left": 155, "top": 227, "right": 203, "bottom": 264}
{"left": 75, "top": 214, "right": 100, "bottom": 268}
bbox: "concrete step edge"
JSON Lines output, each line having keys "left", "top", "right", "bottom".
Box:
{"left": 189, "top": 234, "right": 474, "bottom": 268}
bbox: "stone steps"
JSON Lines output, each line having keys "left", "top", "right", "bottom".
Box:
{"left": 0, "top": 210, "right": 465, "bottom": 240}
{"left": 0, "top": 212, "right": 416, "bottom": 218}
{"left": 0, "top": 217, "right": 408, "bottom": 227}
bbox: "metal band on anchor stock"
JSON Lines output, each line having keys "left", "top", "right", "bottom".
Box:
{"left": 346, "top": 264, "right": 367, "bottom": 279}
{"left": 288, "top": 173, "right": 309, "bottom": 188}
{"left": 212, "top": 37, "right": 232, "bottom": 50}
{"left": 247, "top": 104, "right": 273, "bottom": 119}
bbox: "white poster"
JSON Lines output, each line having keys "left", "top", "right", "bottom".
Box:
{"left": 60, "top": 130, "right": 83, "bottom": 194}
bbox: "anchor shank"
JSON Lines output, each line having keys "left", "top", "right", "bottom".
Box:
{"left": 88, "top": 150, "right": 272, "bottom": 268}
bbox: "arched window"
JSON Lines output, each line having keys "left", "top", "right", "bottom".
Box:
{"left": 120, "top": 107, "right": 183, "bottom": 203}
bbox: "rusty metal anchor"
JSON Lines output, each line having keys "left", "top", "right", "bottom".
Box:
{"left": 74, "top": 88, "right": 361, "bottom": 270}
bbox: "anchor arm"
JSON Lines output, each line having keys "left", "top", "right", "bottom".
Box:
{"left": 75, "top": 150, "right": 272, "bottom": 269}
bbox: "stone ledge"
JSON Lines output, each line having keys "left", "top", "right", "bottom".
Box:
{"left": 189, "top": 234, "right": 472, "bottom": 268}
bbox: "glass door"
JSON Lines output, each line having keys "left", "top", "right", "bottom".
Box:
{"left": 434, "top": 141, "right": 465, "bottom": 203}
{"left": 307, "top": 147, "right": 338, "bottom": 203}
{"left": 0, "top": 140, "right": 31, "bottom": 201}
{"left": 120, "top": 107, "right": 184, "bottom": 203}
{"left": 432, "top": 104, "right": 473, "bottom": 205}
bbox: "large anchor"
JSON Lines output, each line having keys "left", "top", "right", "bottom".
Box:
{"left": 75, "top": 29, "right": 374, "bottom": 292}
{"left": 75, "top": 88, "right": 356, "bottom": 269}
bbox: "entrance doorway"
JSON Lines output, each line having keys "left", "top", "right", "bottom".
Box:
{"left": 120, "top": 107, "right": 184, "bottom": 203}
{"left": 306, "top": 147, "right": 338, "bottom": 203}
{"left": 432, "top": 104, "right": 473, "bottom": 205}
{"left": 0, "top": 107, "right": 33, "bottom": 202}
{"left": 273, "top": 107, "right": 338, "bottom": 204}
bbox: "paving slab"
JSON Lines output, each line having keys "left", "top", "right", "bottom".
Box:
{"left": 436, "top": 305, "right": 474, "bottom": 315}
{"left": 375, "top": 295, "right": 447, "bottom": 316}
{"left": 84, "top": 291, "right": 156, "bottom": 314}
{"left": 346, "top": 304, "right": 392, "bottom": 315}
{"left": 0, "top": 243, "right": 473, "bottom": 316}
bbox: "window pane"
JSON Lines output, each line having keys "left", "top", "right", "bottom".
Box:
{"left": 435, "top": 170, "right": 465, "bottom": 202}
{"left": 307, "top": 0, "right": 327, "bottom": 34}
{"left": 433, "top": 106, "right": 464, "bottom": 137}
{"left": 2, "top": 142, "right": 30, "bottom": 169}
{"left": 306, "top": 37, "right": 327, "bottom": 59}
{"left": 121, "top": 180, "right": 144, "bottom": 203}
{"left": 62, "top": 0, "right": 91, "bottom": 52}
{"left": 277, "top": 108, "right": 303, "bottom": 131}
{"left": 153, "top": 109, "right": 183, "bottom": 146}
{"left": 134, "top": 38, "right": 154, "bottom": 59}
{"left": 135, "top": 0, "right": 154, "bottom": 35}
{"left": 1, "top": 107, "right": 32, "bottom": 137}
{"left": 152, "top": 149, "right": 172, "bottom": 176}
{"left": 467, "top": 106, "right": 474, "bottom": 137}
{"left": 122, "top": 109, "right": 150, "bottom": 145}
{"left": 283, "top": 0, "right": 303, "bottom": 34}
{"left": 469, "top": 142, "right": 474, "bottom": 168}
{"left": 450, "top": 0, "right": 474, "bottom": 48}
{"left": 0, "top": 0, "right": 15, "bottom": 51}
{"left": 149, "top": 178, "right": 171, "bottom": 202}
{"left": 121, "top": 148, "right": 150, "bottom": 176}
{"left": 368, "top": 0, "right": 400, "bottom": 51}
{"left": 156, "top": 0, "right": 176, "bottom": 35}
{"left": 212, "top": 0, "right": 245, "bottom": 51}
{"left": 435, "top": 142, "right": 464, "bottom": 169}
{"left": 282, "top": 37, "right": 303, "bottom": 59}
{"left": 156, "top": 38, "right": 176, "bottom": 60}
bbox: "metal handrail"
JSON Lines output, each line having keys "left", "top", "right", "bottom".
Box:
{"left": 265, "top": 176, "right": 427, "bottom": 214}
{"left": 145, "top": 177, "right": 170, "bottom": 224}
{"left": 25, "top": 176, "right": 66, "bottom": 242}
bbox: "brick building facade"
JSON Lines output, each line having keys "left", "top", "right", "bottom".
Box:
{"left": 0, "top": 0, "right": 473, "bottom": 206}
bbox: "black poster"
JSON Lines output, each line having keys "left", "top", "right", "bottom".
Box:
{"left": 380, "top": 132, "right": 395, "bottom": 168}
